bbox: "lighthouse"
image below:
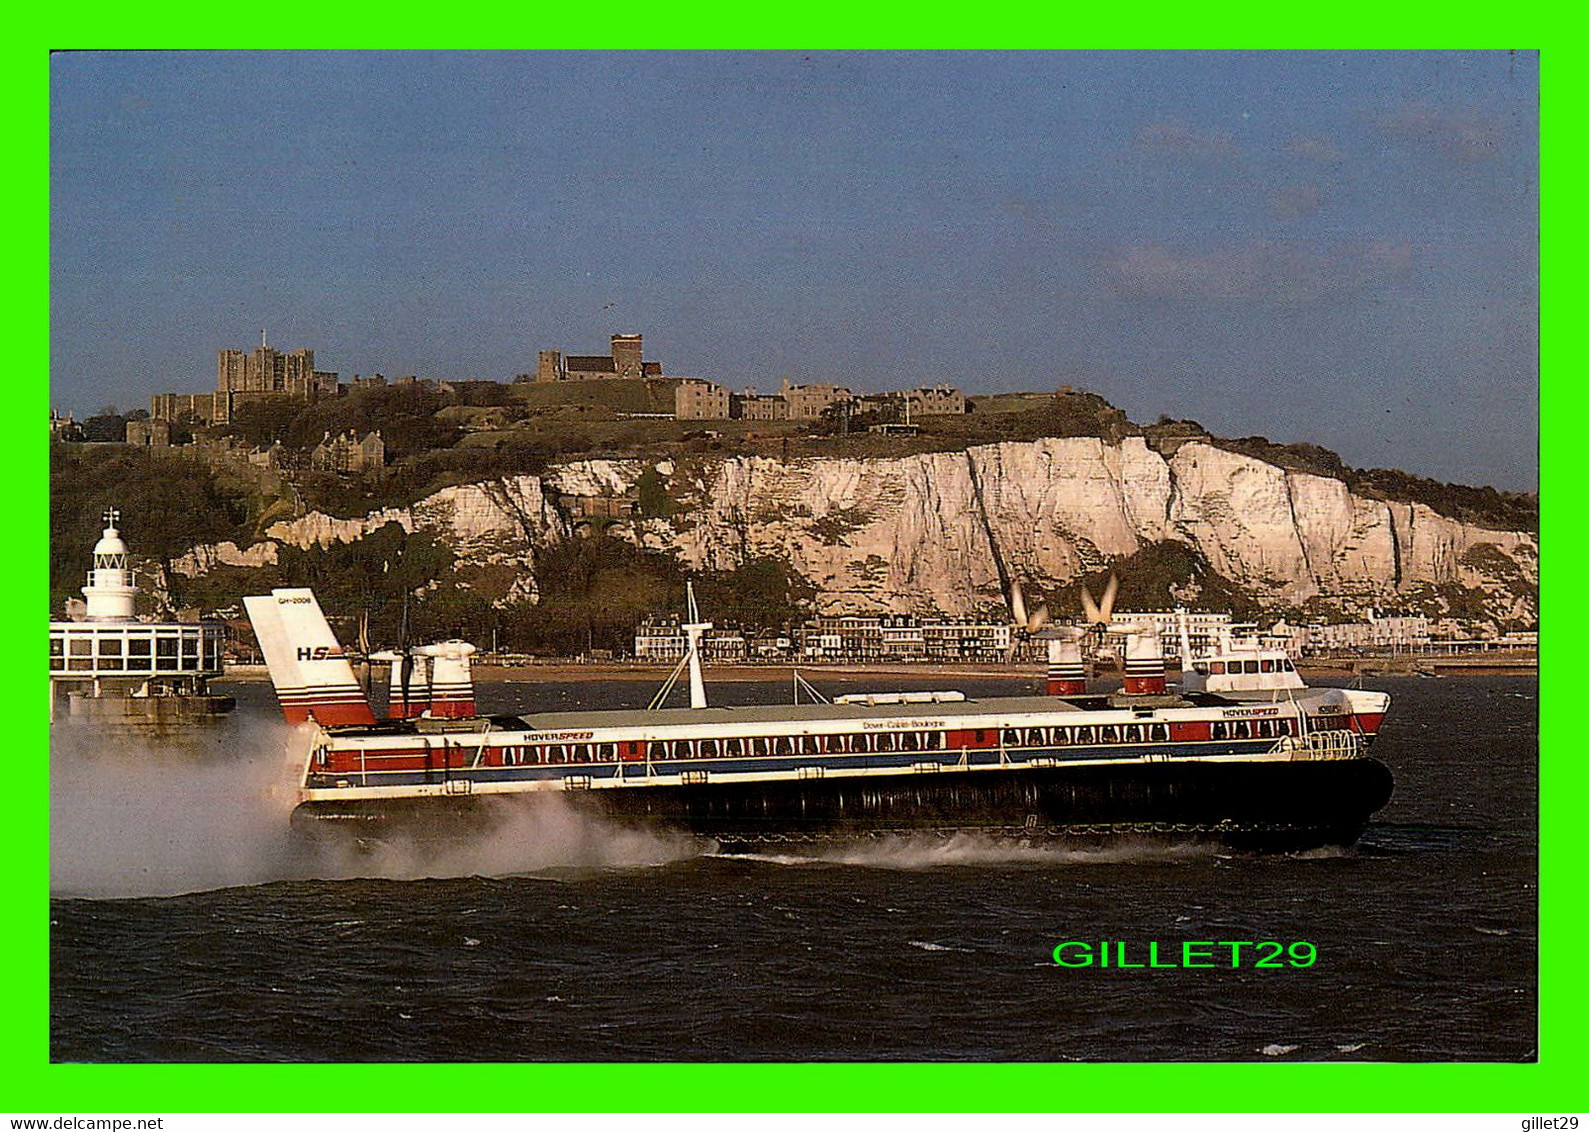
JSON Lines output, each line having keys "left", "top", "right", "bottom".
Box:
{"left": 49, "top": 507, "right": 234, "bottom": 725}
{"left": 82, "top": 509, "right": 138, "bottom": 621}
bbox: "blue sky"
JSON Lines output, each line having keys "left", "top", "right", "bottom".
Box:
{"left": 50, "top": 50, "right": 1538, "bottom": 490}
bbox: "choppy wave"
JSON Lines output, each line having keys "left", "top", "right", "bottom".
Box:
{"left": 720, "top": 832, "right": 1221, "bottom": 870}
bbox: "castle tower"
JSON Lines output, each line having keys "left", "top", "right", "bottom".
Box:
{"left": 248, "top": 345, "right": 286, "bottom": 391}
{"left": 537, "top": 349, "right": 563, "bottom": 383}
{"left": 611, "top": 333, "right": 643, "bottom": 381}
{"left": 216, "top": 349, "right": 247, "bottom": 393}
{"left": 81, "top": 509, "right": 137, "bottom": 622}
{"left": 284, "top": 348, "right": 316, "bottom": 397}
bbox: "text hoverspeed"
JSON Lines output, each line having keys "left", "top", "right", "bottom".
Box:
{"left": 1052, "top": 940, "right": 1317, "bottom": 969}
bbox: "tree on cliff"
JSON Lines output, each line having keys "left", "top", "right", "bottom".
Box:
{"left": 50, "top": 445, "right": 252, "bottom": 614}
{"left": 692, "top": 556, "right": 815, "bottom": 630}
{"left": 275, "top": 522, "right": 456, "bottom": 646}
{"left": 507, "top": 537, "right": 681, "bottom": 655}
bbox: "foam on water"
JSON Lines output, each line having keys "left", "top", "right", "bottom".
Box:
{"left": 722, "top": 832, "right": 1221, "bottom": 871}
{"left": 49, "top": 717, "right": 703, "bottom": 897}
{"left": 50, "top": 715, "right": 307, "bottom": 899}
{"left": 335, "top": 798, "right": 705, "bottom": 882}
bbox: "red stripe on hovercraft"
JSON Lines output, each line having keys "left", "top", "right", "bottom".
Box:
{"left": 281, "top": 701, "right": 377, "bottom": 726}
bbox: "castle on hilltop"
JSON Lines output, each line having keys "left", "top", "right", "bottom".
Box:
{"left": 534, "top": 333, "right": 663, "bottom": 383}
{"left": 150, "top": 335, "right": 339, "bottom": 425}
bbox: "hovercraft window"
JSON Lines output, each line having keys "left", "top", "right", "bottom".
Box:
{"left": 774, "top": 736, "right": 794, "bottom": 756}
{"left": 1210, "top": 661, "right": 1226, "bottom": 675}
{"left": 1243, "top": 661, "right": 1260, "bottom": 674}
{"left": 1261, "top": 659, "right": 1275, "bottom": 673}
{"left": 648, "top": 741, "right": 667, "bottom": 760}
{"left": 724, "top": 738, "right": 744, "bottom": 757}
{"left": 698, "top": 739, "right": 718, "bottom": 758}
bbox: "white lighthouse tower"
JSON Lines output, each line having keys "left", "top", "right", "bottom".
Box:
{"left": 82, "top": 509, "right": 138, "bottom": 621}
{"left": 50, "top": 506, "right": 233, "bottom": 725}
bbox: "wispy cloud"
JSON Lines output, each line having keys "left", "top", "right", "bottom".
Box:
{"left": 1136, "top": 120, "right": 1237, "bottom": 159}
{"left": 1368, "top": 103, "right": 1506, "bottom": 162}
{"left": 1269, "top": 183, "right": 1323, "bottom": 221}
{"left": 1287, "top": 135, "right": 1345, "bottom": 163}
{"left": 1102, "top": 239, "right": 1412, "bottom": 305}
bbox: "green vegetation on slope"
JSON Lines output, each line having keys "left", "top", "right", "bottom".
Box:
{"left": 50, "top": 444, "right": 254, "bottom": 614}
{"left": 1041, "top": 541, "right": 1266, "bottom": 623}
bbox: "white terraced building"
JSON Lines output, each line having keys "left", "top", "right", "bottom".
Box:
{"left": 1106, "top": 610, "right": 1234, "bottom": 660}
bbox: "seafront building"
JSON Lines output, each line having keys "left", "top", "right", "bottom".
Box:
{"left": 634, "top": 612, "right": 1018, "bottom": 664}
{"left": 1106, "top": 610, "right": 1234, "bottom": 659}
{"left": 634, "top": 615, "right": 746, "bottom": 662}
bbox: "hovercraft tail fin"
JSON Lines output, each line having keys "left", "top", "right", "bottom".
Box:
{"left": 243, "top": 588, "right": 377, "bottom": 726}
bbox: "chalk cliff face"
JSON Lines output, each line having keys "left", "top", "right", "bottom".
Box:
{"left": 254, "top": 478, "right": 565, "bottom": 604}
{"left": 190, "top": 438, "right": 1537, "bottom": 620}
{"left": 642, "top": 438, "right": 1535, "bottom": 618}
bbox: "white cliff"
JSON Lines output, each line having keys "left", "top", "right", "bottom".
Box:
{"left": 264, "top": 477, "right": 565, "bottom": 555}
{"left": 174, "top": 438, "right": 1536, "bottom": 619}
{"left": 168, "top": 539, "right": 280, "bottom": 578}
